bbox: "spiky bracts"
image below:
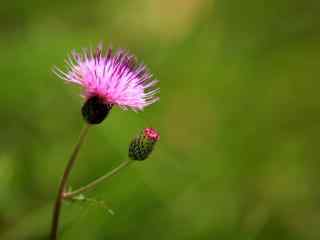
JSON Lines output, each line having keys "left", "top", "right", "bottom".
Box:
{"left": 129, "top": 128, "right": 160, "bottom": 161}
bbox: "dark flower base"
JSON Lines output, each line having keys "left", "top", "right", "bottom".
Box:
{"left": 81, "top": 96, "right": 112, "bottom": 124}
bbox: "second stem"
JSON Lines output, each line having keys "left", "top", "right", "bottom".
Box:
{"left": 64, "top": 159, "right": 132, "bottom": 199}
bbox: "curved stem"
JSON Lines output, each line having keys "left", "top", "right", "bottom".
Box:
{"left": 64, "top": 159, "right": 132, "bottom": 200}
{"left": 50, "top": 124, "right": 90, "bottom": 240}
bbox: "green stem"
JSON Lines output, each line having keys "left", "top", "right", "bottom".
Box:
{"left": 50, "top": 124, "right": 90, "bottom": 240}
{"left": 63, "top": 159, "right": 132, "bottom": 199}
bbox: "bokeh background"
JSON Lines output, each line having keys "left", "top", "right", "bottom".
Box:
{"left": 1, "top": 0, "right": 320, "bottom": 239}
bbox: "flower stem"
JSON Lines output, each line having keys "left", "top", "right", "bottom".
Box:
{"left": 64, "top": 159, "right": 132, "bottom": 200}
{"left": 50, "top": 124, "right": 90, "bottom": 240}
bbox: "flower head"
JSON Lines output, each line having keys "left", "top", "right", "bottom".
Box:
{"left": 54, "top": 45, "right": 159, "bottom": 113}
{"left": 129, "top": 128, "right": 160, "bottom": 161}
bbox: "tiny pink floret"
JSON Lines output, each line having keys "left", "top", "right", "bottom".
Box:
{"left": 54, "top": 45, "right": 159, "bottom": 111}
{"left": 144, "top": 128, "right": 160, "bottom": 141}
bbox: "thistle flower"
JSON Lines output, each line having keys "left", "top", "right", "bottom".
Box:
{"left": 54, "top": 45, "right": 159, "bottom": 124}
{"left": 129, "top": 128, "right": 160, "bottom": 161}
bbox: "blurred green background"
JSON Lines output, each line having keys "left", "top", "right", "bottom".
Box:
{"left": 1, "top": 0, "right": 320, "bottom": 239}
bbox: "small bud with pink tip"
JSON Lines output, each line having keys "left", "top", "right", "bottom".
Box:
{"left": 129, "top": 128, "right": 160, "bottom": 161}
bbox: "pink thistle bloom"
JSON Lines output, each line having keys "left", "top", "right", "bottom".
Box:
{"left": 54, "top": 45, "right": 159, "bottom": 111}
